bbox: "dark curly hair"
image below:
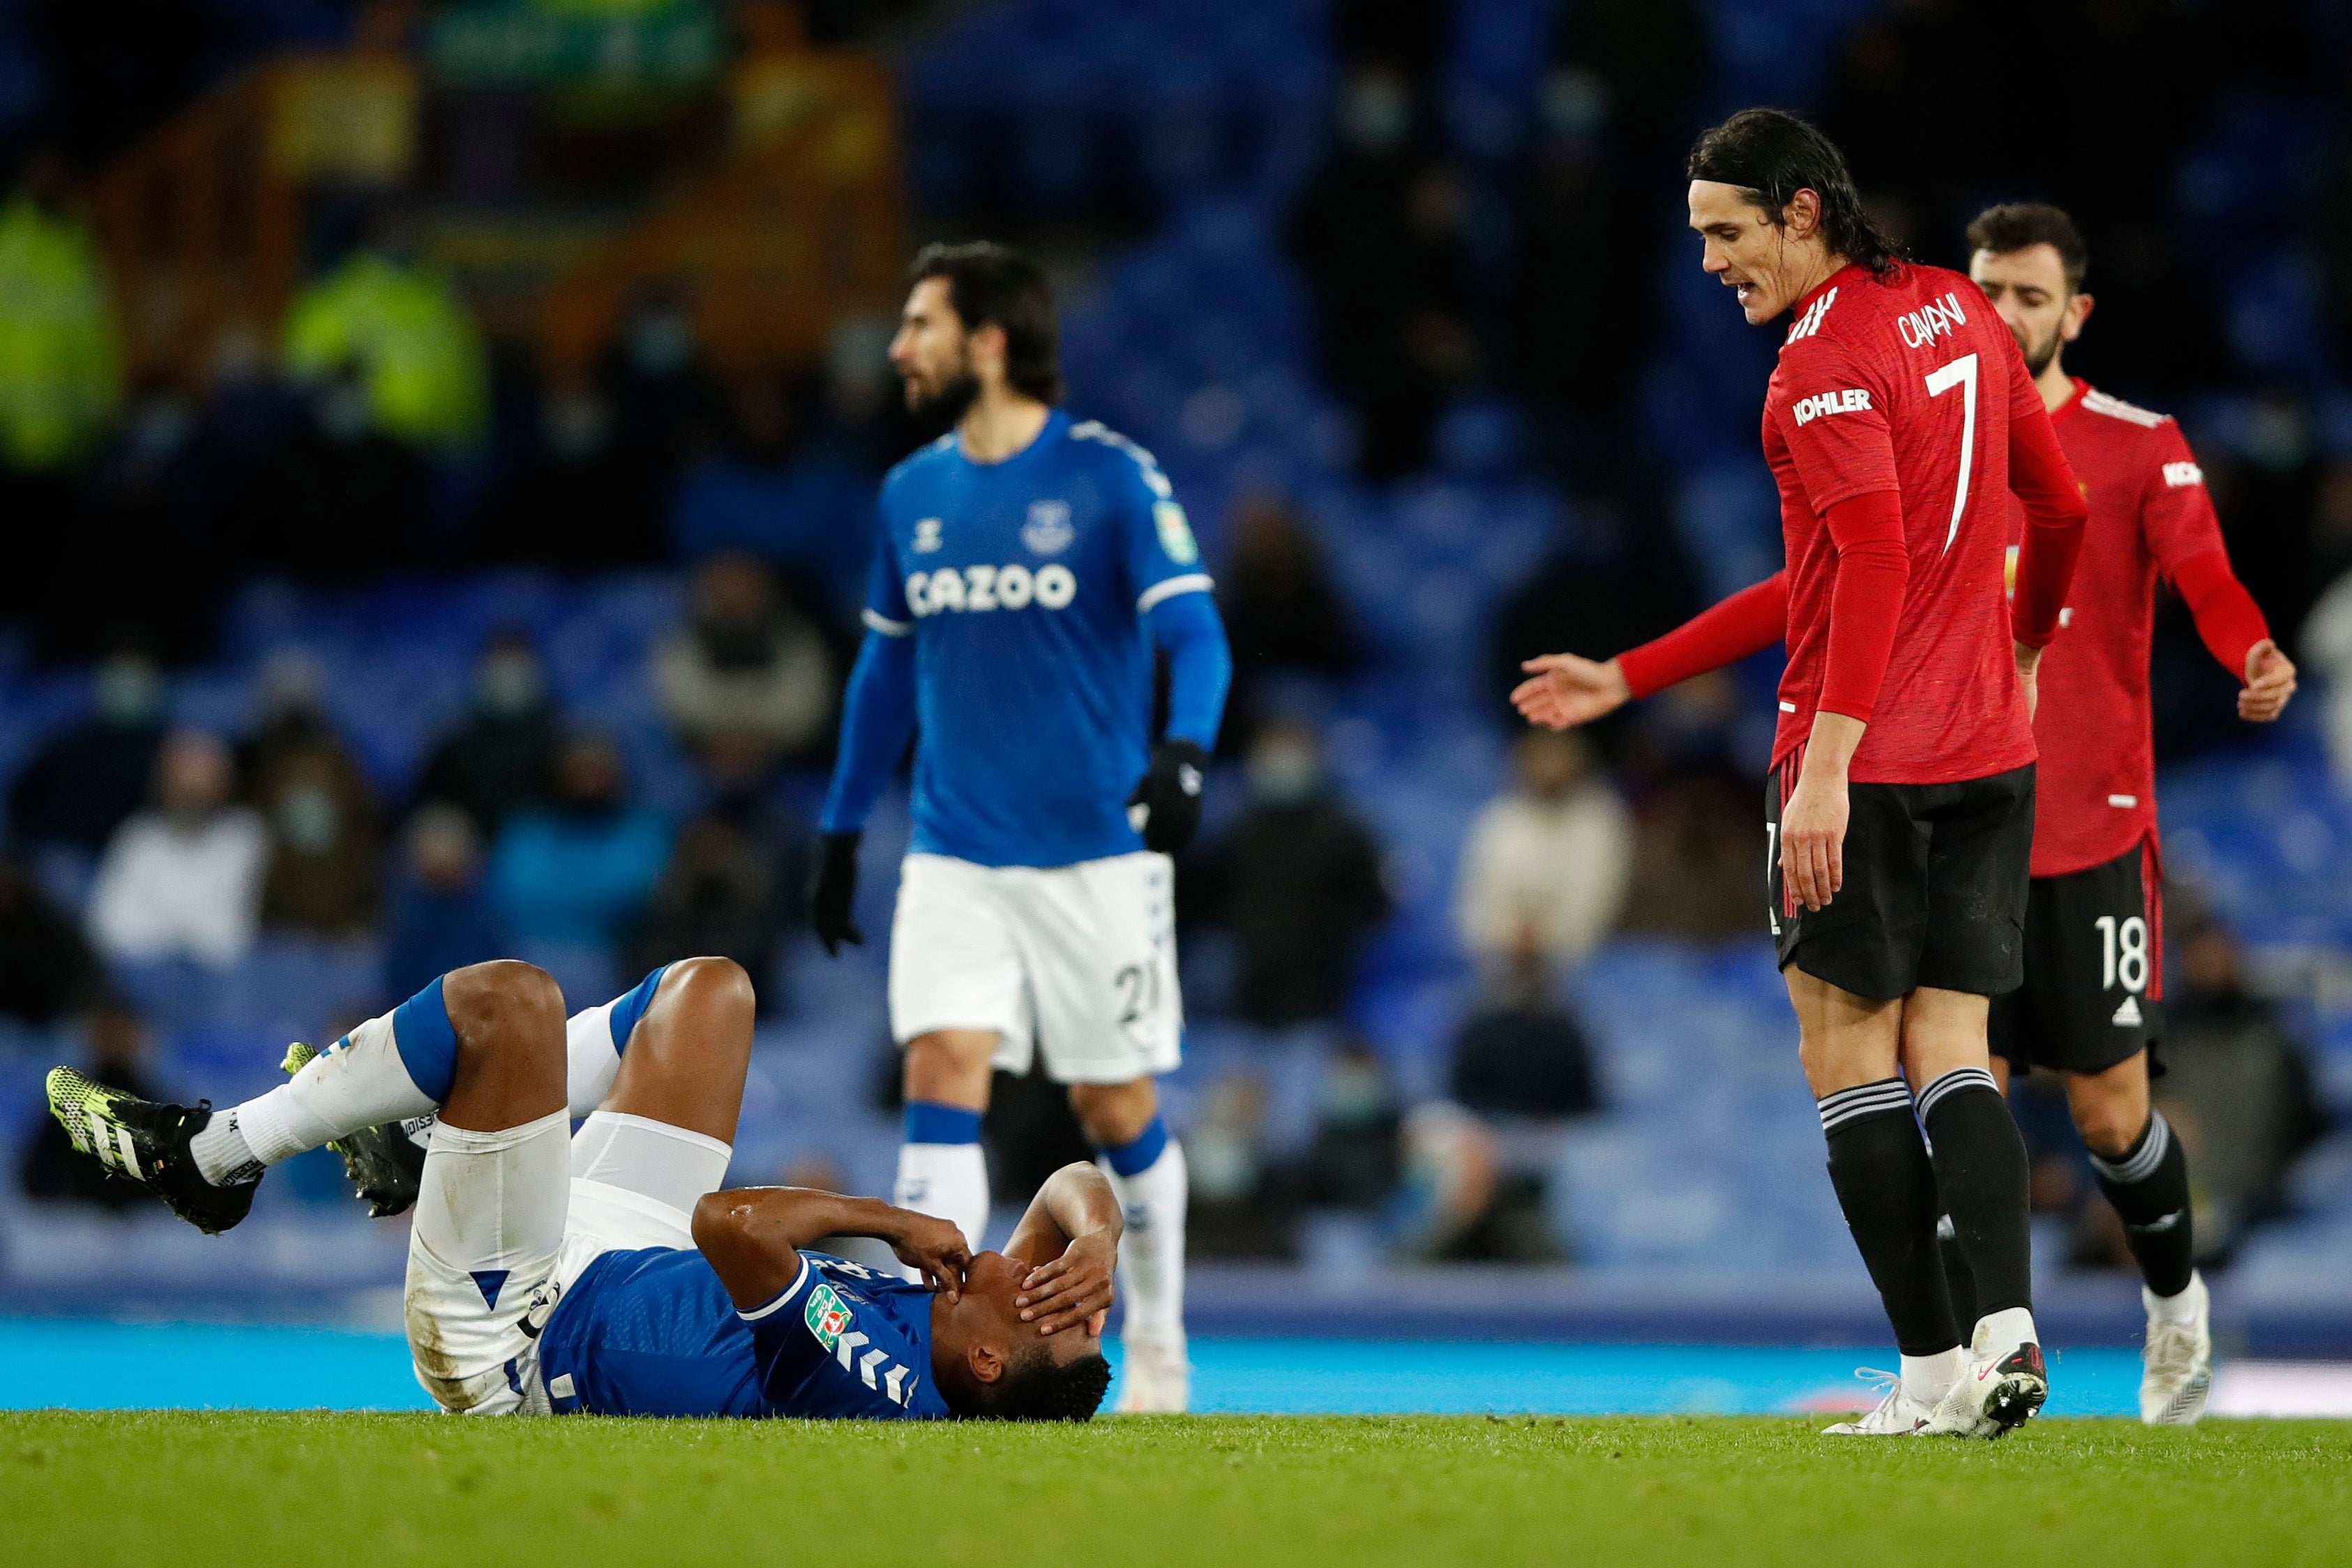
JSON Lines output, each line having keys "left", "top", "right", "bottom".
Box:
{"left": 1966, "top": 202, "right": 2089, "bottom": 294}
{"left": 1685, "top": 107, "right": 1904, "bottom": 278}
{"left": 908, "top": 241, "right": 1064, "bottom": 405}
{"left": 967, "top": 1345, "right": 1113, "bottom": 1423}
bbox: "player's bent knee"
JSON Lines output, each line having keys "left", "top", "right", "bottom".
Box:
{"left": 903, "top": 1030, "right": 997, "bottom": 1103}
{"left": 443, "top": 960, "right": 566, "bottom": 1051}
{"left": 2073, "top": 1094, "right": 2146, "bottom": 1159}
{"left": 1069, "top": 1079, "right": 1156, "bottom": 1145}
{"left": 662, "top": 955, "right": 758, "bottom": 1034}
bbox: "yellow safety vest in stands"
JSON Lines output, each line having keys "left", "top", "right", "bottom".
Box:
{"left": 282, "top": 252, "right": 490, "bottom": 452}
{"left": 0, "top": 199, "right": 121, "bottom": 472}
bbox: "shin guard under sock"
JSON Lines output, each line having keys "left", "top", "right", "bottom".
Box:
{"left": 1819, "top": 1078, "right": 1961, "bottom": 1357}
{"left": 2090, "top": 1108, "right": 2195, "bottom": 1299}
{"left": 1920, "top": 1067, "right": 2034, "bottom": 1320}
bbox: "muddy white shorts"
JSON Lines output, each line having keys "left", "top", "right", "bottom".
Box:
{"left": 887, "top": 850, "right": 1182, "bottom": 1085}
{"left": 402, "top": 1109, "right": 732, "bottom": 1415}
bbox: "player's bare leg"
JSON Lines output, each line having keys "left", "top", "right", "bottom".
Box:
{"left": 1071, "top": 1075, "right": 1189, "bottom": 1413}
{"left": 898, "top": 1028, "right": 998, "bottom": 1253}
{"left": 566, "top": 957, "right": 756, "bottom": 1221}
{"left": 1787, "top": 969, "right": 1960, "bottom": 1433}
{"left": 1897, "top": 986, "right": 2046, "bottom": 1435}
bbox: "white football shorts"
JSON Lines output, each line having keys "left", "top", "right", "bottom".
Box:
{"left": 887, "top": 850, "right": 1182, "bottom": 1085}
{"left": 402, "top": 1106, "right": 732, "bottom": 1416}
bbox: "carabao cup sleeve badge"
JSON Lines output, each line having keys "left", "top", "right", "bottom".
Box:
{"left": 805, "top": 1282, "right": 854, "bottom": 1349}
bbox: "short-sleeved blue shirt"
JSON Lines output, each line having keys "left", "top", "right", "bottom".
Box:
{"left": 860, "top": 410, "right": 1212, "bottom": 868}
{"left": 537, "top": 1249, "right": 951, "bottom": 1421}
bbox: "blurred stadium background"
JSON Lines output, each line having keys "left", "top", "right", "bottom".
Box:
{"left": 1, "top": 0, "right": 2350, "bottom": 1417}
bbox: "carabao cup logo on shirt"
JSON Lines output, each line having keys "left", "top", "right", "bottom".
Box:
{"left": 1021, "top": 499, "right": 1075, "bottom": 555}
{"left": 805, "top": 1283, "right": 854, "bottom": 1350}
{"left": 1153, "top": 500, "right": 1200, "bottom": 564}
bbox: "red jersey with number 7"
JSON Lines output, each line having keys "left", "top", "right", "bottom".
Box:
{"left": 1763, "top": 262, "right": 2077, "bottom": 783}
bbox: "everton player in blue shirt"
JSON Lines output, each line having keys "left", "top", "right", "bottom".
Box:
{"left": 813, "top": 243, "right": 1232, "bottom": 1413}
{"left": 47, "top": 956, "right": 1118, "bottom": 1420}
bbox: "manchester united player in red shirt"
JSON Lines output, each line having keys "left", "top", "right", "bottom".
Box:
{"left": 1962, "top": 203, "right": 2296, "bottom": 1426}
{"left": 1516, "top": 110, "right": 2089, "bottom": 1439}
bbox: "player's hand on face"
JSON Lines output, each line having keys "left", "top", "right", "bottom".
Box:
{"left": 1511, "top": 654, "right": 1631, "bottom": 731}
{"left": 1779, "top": 771, "right": 1848, "bottom": 913}
{"left": 888, "top": 1213, "right": 971, "bottom": 1302}
{"left": 1014, "top": 1230, "right": 1117, "bottom": 1336}
{"left": 2240, "top": 638, "right": 2298, "bottom": 723}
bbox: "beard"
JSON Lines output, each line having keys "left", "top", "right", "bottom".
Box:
{"left": 2016, "top": 323, "right": 2063, "bottom": 378}
{"left": 904, "top": 365, "right": 981, "bottom": 430}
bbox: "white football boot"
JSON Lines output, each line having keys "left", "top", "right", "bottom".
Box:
{"left": 2140, "top": 1273, "right": 2212, "bottom": 1426}
{"left": 1114, "top": 1338, "right": 1191, "bottom": 1415}
{"left": 1923, "top": 1313, "right": 2047, "bottom": 1438}
{"left": 1820, "top": 1369, "right": 1933, "bottom": 1436}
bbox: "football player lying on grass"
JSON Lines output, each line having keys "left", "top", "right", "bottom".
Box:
{"left": 47, "top": 956, "right": 1117, "bottom": 1421}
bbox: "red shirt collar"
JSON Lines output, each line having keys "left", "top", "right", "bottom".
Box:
{"left": 1793, "top": 263, "right": 1868, "bottom": 318}
{"left": 2047, "top": 375, "right": 2090, "bottom": 424}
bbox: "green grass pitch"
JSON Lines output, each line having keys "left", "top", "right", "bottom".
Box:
{"left": 6, "top": 1412, "right": 2350, "bottom": 1566}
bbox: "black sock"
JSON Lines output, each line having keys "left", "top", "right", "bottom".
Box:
{"left": 1938, "top": 1217, "right": 1978, "bottom": 1334}
{"left": 1920, "top": 1067, "right": 2034, "bottom": 1320}
{"left": 1820, "top": 1078, "right": 1960, "bottom": 1357}
{"left": 2090, "top": 1108, "right": 2195, "bottom": 1299}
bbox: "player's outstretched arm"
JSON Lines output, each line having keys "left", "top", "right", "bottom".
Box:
{"left": 2164, "top": 548, "right": 2296, "bottom": 722}
{"left": 1514, "top": 571, "right": 1791, "bottom": 730}
{"left": 1002, "top": 1162, "right": 1122, "bottom": 1336}
{"left": 694, "top": 1186, "right": 973, "bottom": 1305}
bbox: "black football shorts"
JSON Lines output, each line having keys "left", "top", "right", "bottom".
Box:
{"left": 1765, "top": 762, "right": 2035, "bottom": 1002}
{"left": 1988, "top": 843, "right": 2164, "bottom": 1078}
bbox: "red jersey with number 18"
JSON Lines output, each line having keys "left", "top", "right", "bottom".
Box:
{"left": 2005, "top": 381, "right": 2243, "bottom": 877}
{"left": 1763, "top": 262, "right": 2069, "bottom": 783}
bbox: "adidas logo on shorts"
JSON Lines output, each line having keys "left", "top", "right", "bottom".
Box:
{"left": 2112, "top": 995, "right": 2143, "bottom": 1027}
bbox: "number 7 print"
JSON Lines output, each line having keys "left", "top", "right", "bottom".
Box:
{"left": 1924, "top": 352, "right": 1978, "bottom": 554}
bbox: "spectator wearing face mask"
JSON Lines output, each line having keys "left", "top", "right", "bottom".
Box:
{"left": 1454, "top": 728, "right": 1631, "bottom": 977}
{"left": 243, "top": 652, "right": 380, "bottom": 937}
{"left": 86, "top": 729, "right": 267, "bottom": 968}
{"left": 654, "top": 552, "right": 837, "bottom": 776}
{"left": 1186, "top": 721, "right": 1391, "bottom": 1028}
{"left": 9, "top": 649, "right": 168, "bottom": 858}
{"left": 384, "top": 804, "right": 505, "bottom": 1002}
{"left": 488, "top": 732, "right": 672, "bottom": 995}
{"left": 416, "top": 631, "right": 561, "bottom": 836}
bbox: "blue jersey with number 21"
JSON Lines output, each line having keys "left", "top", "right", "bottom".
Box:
{"left": 859, "top": 410, "right": 1212, "bottom": 869}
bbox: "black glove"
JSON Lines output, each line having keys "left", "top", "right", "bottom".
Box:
{"left": 1125, "top": 739, "right": 1210, "bottom": 854}
{"left": 811, "top": 831, "right": 864, "bottom": 956}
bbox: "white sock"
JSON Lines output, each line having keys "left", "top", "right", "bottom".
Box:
{"left": 1901, "top": 1345, "right": 1965, "bottom": 1405}
{"left": 894, "top": 1140, "right": 990, "bottom": 1256}
{"left": 1973, "top": 1305, "right": 2039, "bottom": 1358}
{"left": 2147, "top": 1271, "right": 2203, "bottom": 1325}
{"left": 234, "top": 1012, "right": 437, "bottom": 1168}
{"left": 190, "top": 1110, "right": 262, "bottom": 1186}
{"left": 566, "top": 1002, "right": 626, "bottom": 1117}
{"left": 1101, "top": 1136, "right": 1188, "bottom": 1353}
